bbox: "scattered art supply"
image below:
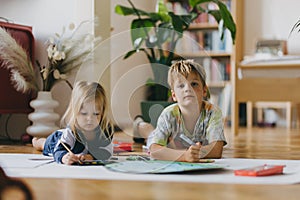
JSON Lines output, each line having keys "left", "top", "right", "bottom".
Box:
{"left": 77, "top": 159, "right": 117, "bottom": 166}
{"left": 179, "top": 134, "right": 196, "bottom": 146}
{"left": 199, "top": 159, "right": 215, "bottom": 163}
{"left": 59, "top": 140, "right": 72, "bottom": 154}
{"left": 234, "top": 164, "right": 286, "bottom": 176}
{"left": 113, "top": 142, "right": 133, "bottom": 152}
{"left": 126, "top": 155, "right": 150, "bottom": 161}
{"left": 59, "top": 139, "right": 83, "bottom": 164}
{"left": 142, "top": 145, "right": 148, "bottom": 152}
{"left": 105, "top": 160, "right": 224, "bottom": 174}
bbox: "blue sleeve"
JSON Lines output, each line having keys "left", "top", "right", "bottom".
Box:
{"left": 53, "top": 143, "right": 68, "bottom": 163}
{"left": 52, "top": 127, "right": 77, "bottom": 163}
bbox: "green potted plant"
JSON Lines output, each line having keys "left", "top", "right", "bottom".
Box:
{"left": 115, "top": 0, "right": 236, "bottom": 125}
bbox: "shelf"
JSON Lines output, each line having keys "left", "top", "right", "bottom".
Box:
{"left": 178, "top": 52, "right": 231, "bottom": 58}
{"left": 238, "top": 61, "right": 300, "bottom": 79}
{"left": 188, "top": 23, "right": 219, "bottom": 31}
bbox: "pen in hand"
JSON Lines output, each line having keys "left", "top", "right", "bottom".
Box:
{"left": 179, "top": 134, "right": 196, "bottom": 146}
{"left": 59, "top": 139, "right": 83, "bottom": 164}
{"left": 179, "top": 134, "right": 214, "bottom": 163}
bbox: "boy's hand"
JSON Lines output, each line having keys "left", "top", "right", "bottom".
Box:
{"left": 184, "top": 142, "right": 201, "bottom": 162}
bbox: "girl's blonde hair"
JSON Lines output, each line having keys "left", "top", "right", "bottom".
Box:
{"left": 61, "top": 81, "right": 113, "bottom": 139}
{"left": 167, "top": 59, "right": 210, "bottom": 99}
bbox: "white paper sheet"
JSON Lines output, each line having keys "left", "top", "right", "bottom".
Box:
{"left": 1, "top": 153, "right": 300, "bottom": 185}
{"left": 0, "top": 153, "right": 54, "bottom": 168}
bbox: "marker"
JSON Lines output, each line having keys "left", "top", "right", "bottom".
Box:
{"left": 199, "top": 159, "right": 215, "bottom": 163}
{"left": 179, "top": 134, "right": 196, "bottom": 146}
{"left": 59, "top": 139, "right": 83, "bottom": 164}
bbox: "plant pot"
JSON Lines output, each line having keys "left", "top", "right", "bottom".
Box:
{"left": 147, "top": 62, "right": 170, "bottom": 101}
{"left": 26, "top": 91, "right": 60, "bottom": 137}
{"left": 146, "top": 84, "right": 170, "bottom": 101}
{"left": 141, "top": 101, "right": 173, "bottom": 127}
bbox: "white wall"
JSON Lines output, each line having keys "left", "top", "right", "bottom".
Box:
{"left": 110, "top": 0, "right": 157, "bottom": 129}
{"left": 244, "top": 0, "right": 300, "bottom": 56}
{"left": 0, "top": 0, "right": 94, "bottom": 140}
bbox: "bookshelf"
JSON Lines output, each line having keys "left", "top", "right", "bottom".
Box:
{"left": 165, "top": 0, "right": 235, "bottom": 122}
{"left": 229, "top": 0, "right": 300, "bottom": 134}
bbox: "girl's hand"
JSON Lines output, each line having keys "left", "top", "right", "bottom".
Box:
{"left": 184, "top": 142, "right": 201, "bottom": 162}
{"left": 62, "top": 153, "right": 82, "bottom": 165}
{"left": 79, "top": 154, "right": 94, "bottom": 161}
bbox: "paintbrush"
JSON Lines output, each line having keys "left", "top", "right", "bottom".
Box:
{"left": 59, "top": 139, "right": 83, "bottom": 164}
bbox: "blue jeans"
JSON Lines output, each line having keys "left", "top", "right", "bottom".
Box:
{"left": 42, "top": 131, "right": 62, "bottom": 157}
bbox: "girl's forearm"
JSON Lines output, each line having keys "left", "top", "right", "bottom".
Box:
{"left": 83, "top": 154, "right": 94, "bottom": 160}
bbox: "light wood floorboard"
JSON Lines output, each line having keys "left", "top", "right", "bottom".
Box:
{"left": 1, "top": 127, "right": 300, "bottom": 200}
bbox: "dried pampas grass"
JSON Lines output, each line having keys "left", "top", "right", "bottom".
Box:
{"left": 0, "top": 27, "right": 39, "bottom": 93}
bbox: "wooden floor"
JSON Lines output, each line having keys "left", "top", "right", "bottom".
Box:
{"left": 223, "top": 127, "right": 300, "bottom": 160}
{"left": 1, "top": 127, "right": 300, "bottom": 200}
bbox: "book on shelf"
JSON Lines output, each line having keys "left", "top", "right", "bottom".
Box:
{"left": 176, "top": 30, "right": 232, "bottom": 54}
{"left": 201, "top": 58, "right": 230, "bottom": 83}
{"left": 166, "top": 1, "right": 189, "bottom": 15}
{"left": 167, "top": 0, "right": 233, "bottom": 55}
{"left": 209, "top": 83, "right": 232, "bottom": 119}
{"left": 166, "top": 0, "right": 232, "bottom": 26}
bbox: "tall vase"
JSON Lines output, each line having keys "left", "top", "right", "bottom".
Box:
{"left": 26, "top": 91, "right": 60, "bottom": 137}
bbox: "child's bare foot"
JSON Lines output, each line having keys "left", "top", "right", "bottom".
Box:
{"left": 133, "top": 116, "right": 154, "bottom": 144}
{"left": 32, "top": 137, "right": 45, "bottom": 151}
{"left": 133, "top": 116, "right": 145, "bottom": 144}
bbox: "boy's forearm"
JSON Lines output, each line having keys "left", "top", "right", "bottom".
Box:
{"left": 200, "top": 141, "right": 224, "bottom": 158}
{"left": 149, "top": 141, "right": 224, "bottom": 161}
{"left": 149, "top": 144, "right": 187, "bottom": 162}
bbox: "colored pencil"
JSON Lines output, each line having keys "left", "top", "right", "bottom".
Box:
{"left": 59, "top": 139, "right": 82, "bottom": 164}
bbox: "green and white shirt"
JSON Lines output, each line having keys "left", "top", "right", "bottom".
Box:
{"left": 147, "top": 101, "right": 226, "bottom": 149}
